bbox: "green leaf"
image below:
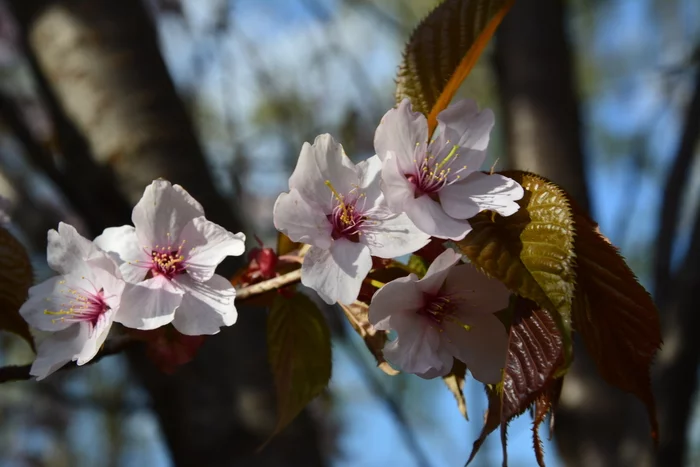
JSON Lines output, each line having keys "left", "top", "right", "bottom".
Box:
{"left": 457, "top": 171, "right": 576, "bottom": 366}
{"left": 443, "top": 360, "right": 468, "bottom": 419}
{"left": 396, "top": 0, "right": 514, "bottom": 134}
{"left": 0, "top": 227, "right": 34, "bottom": 348}
{"left": 267, "top": 292, "right": 332, "bottom": 438}
{"left": 407, "top": 254, "right": 429, "bottom": 278}
{"left": 571, "top": 211, "right": 661, "bottom": 442}
{"left": 467, "top": 298, "right": 564, "bottom": 466}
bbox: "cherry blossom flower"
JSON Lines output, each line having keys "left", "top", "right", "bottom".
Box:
{"left": 368, "top": 248, "right": 510, "bottom": 383}
{"left": 95, "top": 180, "right": 246, "bottom": 335}
{"left": 273, "top": 134, "right": 430, "bottom": 305}
{"left": 375, "top": 98, "right": 524, "bottom": 240}
{"left": 19, "top": 223, "right": 125, "bottom": 380}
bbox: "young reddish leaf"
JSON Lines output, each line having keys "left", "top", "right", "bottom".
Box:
{"left": 532, "top": 377, "right": 564, "bottom": 467}
{"left": 396, "top": 0, "right": 515, "bottom": 134}
{"left": 443, "top": 360, "right": 468, "bottom": 420}
{"left": 467, "top": 298, "right": 564, "bottom": 465}
{"left": 339, "top": 300, "right": 398, "bottom": 376}
{"left": 572, "top": 212, "right": 661, "bottom": 441}
{"left": 0, "top": 227, "right": 34, "bottom": 348}
{"left": 267, "top": 292, "right": 332, "bottom": 439}
{"left": 457, "top": 171, "right": 576, "bottom": 364}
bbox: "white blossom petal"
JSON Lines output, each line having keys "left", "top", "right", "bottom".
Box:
{"left": 47, "top": 223, "right": 103, "bottom": 275}
{"left": 30, "top": 325, "right": 89, "bottom": 380}
{"left": 179, "top": 217, "right": 246, "bottom": 283}
{"left": 443, "top": 263, "right": 511, "bottom": 313}
{"left": 288, "top": 134, "right": 357, "bottom": 209}
{"left": 20, "top": 276, "right": 74, "bottom": 332}
{"left": 171, "top": 274, "right": 237, "bottom": 335}
{"left": 368, "top": 274, "right": 423, "bottom": 331}
{"left": 273, "top": 190, "right": 333, "bottom": 250}
{"left": 76, "top": 310, "right": 115, "bottom": 365}
{"left": 379, "top": 154, "right": 416, "bottom": 213}
{"left": 364, "top": 212, "right": 430, "bottom": 258}
{"left": 132, "top": 180, "right": 205, "bottom": 247}
{"left": 443, "top": 312, "right": 508, "bottom": 384}
{"left": 94, "top": 225, "right": 150, "bottom": 283}
{"left": 383, "top": 322, "right": 451, "bottom": 377}
{"left": 374, "top": 98, "right": 427, "bottom": 173}
{"left": 301, "top": 240, "right": 372, "bottom": 305}
{"left": 404, "top": 194, "right": 472, "bottom": 240}
{"left": 436, "top": 99, "right": 494, "bottom": 152}
{"left": 355, "top": 155, "right": 384, "bottom": 209}
{"left": 116, "top": 276, "right": 183, "bottom": 330}
{"left": 441, "top": 172, "right": 524, "bottom": 219}
{"left": 416, "top": 248, "right": 463, "bottom": 295}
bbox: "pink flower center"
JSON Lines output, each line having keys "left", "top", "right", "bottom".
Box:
{"left": 44, "top": 281, "right": 110, "bottom": 327}
{"left": 325, "top": 180, "right": 366, "bottom": 242}
{"left": 406, "top": 143, "right": 469, "bottom": 197}
{"left": 417, "top": 293, "right": 470, "bottom": 332}
{"left": 150, "top": 246, "right": 187, "bottom": 279}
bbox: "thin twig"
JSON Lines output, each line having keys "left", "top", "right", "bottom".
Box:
{"left": 235, "top": 269, "right": 302, "bottom": 301}
{"left": 654, "top": 68, "right": 700, "bottom": 303}
{"left": 0, "top": 336, "right": 136, "bottom": 384}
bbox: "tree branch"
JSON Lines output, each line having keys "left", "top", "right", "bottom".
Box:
{"left": 654, "top": 68, "right": 700, "bottom": 303}
{"left": 0, "top": 336, "right": 135, "bottom": 384}
{"left": 235, "top": 269, "right": 302, "bottom": 301}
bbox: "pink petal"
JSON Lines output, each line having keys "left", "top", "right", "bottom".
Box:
{"left": 273, "top": 189, "right": 333, "bottom": 250}
{"left": 301, "top": 240, "right": 372, "bottom": 305}
{"left": 368, "top": 274, "right": 423, "bottom": 330}
{"left": 30, "top": 325, "right": 90, "bottom": 380}
{"left": 288, "top": 134, "right": 357, "bottom": 210}
{"left": 379, "top": 154, "right": 416, "bottom": 213}
{"left": 364, "top": 212, "right": 430, "bottom": 259}
{"left": 94, "top": 225, "right": 149, "bottom": 283}
{"left": 179, "top": 217, "right": 246, "bottom": 283}
{"left": 404, "top": 194, "right": 472, "bottom": 240}
{"left": 435, "top": 99, "right": 494, "bottom": 152}
{"left": 116, "top": 275, "right": 184, "bottom": 330}
{"left": 440, "top": 172, "right": 524, "bottom": 219}
{"left": 443, "top": 263, "right": 511, "bottom": 314}
{"left": 443, "top": 312, "right": 508, "bottom": 384}
{"left": 416, "top": 248, "right": 462, "bottom": 295}
{"left": 132, "top": 180, "right": 205, "bottom": 248}
{"left": 374, "top": 98, "right": 427, "bottom": 173}
{"left": 172, "top": 274, "right": 237, "bottom": 335}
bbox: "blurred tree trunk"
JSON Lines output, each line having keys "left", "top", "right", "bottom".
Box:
{"left": 8, "top": 0, "right": 324, "bottom": 466}
{"left": 494, "top": 1, "right": 653, "bottom": 466}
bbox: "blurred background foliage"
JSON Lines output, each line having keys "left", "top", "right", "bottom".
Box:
{"left": 0, "top": 0, "right": 698, "bottom": 466}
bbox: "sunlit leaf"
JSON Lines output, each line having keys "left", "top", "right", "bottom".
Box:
{"left": 443, "top": 360, "right": 468, "bottom": 419}
{"left": 571, "top": 211, "right": 661, "bottom": 441}
{"left": 467, "top": 298, "right": 564, "bottom": 465}
{"left": 396, "top": 0, "right": 515, "bottom": 134}
{"left": 532, "top": 377, "right": 563, "bottom": 467}
{"left": 267, "top": 292, "right": 332, "bottom": 438}
{"left": 407, "top": 254, "right": 428, "bottom": 278}
{"left": 0, "top": 227, "right": 34, "bottom": 348}
{"left": 276, "top": 232, "right": 301, "bottom": 256}
{"left": 457, "top": 171, "right": 576, "bottom": 364}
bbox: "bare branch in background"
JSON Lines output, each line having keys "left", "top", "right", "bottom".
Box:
{"left": 654, "top": 68, "right": 700, "bottom": 303}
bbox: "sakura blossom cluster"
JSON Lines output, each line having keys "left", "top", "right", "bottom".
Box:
{"left": 274, "top": 98, "right": 523, "bottom": 383}
{"left": 19, "top": 180, "right": 245, "bottom": 379}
